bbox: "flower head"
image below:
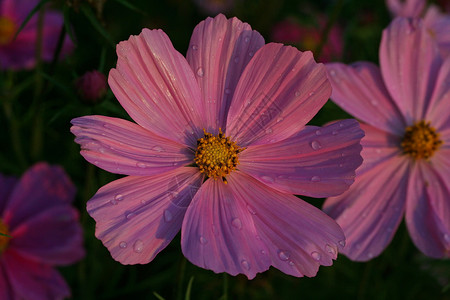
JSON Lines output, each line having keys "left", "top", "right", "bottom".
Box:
{"left": 0, "top": 0, "right": 74, "bottom": 70}
{"left": 71, "top": 14, "right": 364, "bottom": 279}
{"left": 75, "top": 70, "right": 108, "bottom": 103}
{"left": 323, "top": 17, "right": 450, "bottom": 261}
{"left": 0, "top": 163, "right": 84, "bottom": 299}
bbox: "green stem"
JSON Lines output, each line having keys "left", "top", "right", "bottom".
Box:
{"left": 315, "top": 0, "right": 345, "bottom": 60}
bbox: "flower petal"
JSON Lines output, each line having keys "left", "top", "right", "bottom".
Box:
{"left": 71, "top": 115, "right": 192, "bottom": 176}
{"left": 10, "top": 205, "right": 84, "bottom": 265}
{"left": 323, "top": 156, "right": 409, "bottom": 261}
{"left": 0, "top": 174, "right": 17, "bottom": 215}
{"left": 186, "top": 14, "right": 265, "bottom": 131}
{"left": 380, "top": 17, "right": 442, "bottom": 124}
{"left": 182, "top": 171, "right": 344, "bottom": 279}
{"left": 386, "top": 0, "right": 425, "bottom": 17}
{"left": 87, "top": 167, "right": 203, "bottom": 265}
{"left": 239, "top": 119, "right": 364, "bottom": 197}
{"left": 0, "top": 261, "right": 14, "bottom": 300}
{"left": 226, "top": 43, "right": 331, "bottom": 146}
{"left": 3, "top": 163, "right": 75, "bottom": 230}
{"left": 3, "top": 251, "right": 70, "bottom": 300}
{"left": 424, "top": 5, "right": 450, "bottom": 58}
{"left": 109, "top": 28, "right": 205, "bottom": 147}
{"left": 405, "top": 162, "right": 450, "bottom": 258}
{"left": 326, "top": 62, "right": 405, "bottom": 134}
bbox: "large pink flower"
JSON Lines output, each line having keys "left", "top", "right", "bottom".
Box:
{"left": 0, "top": 0, "right": 73, "bottom": 70}
{"left": 0, "top": 163, "right": 84, "bottom": 300}
{"left": 71, "top": 14, "right": 364, "bottom": 279}
{"left": 323, "top": 17, "right": 450, "bottom": 261}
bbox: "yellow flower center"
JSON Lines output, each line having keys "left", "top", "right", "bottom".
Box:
{"left": 194, "top": 129, "right": 244, "bottom": 184}
{"left": 401, "top": 120, "right": 443, "bottom": 160}
{"left": 0, "top": 16, "right": 17, "bottom": 46}
{"left": 0, "top": 219, "right": 10, "bottom": 253}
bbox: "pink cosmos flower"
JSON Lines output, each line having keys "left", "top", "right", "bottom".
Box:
{"left": 0, "top": 163, "right": 84, "bottom": 299}
{"left": 386, "top": 0, "right": 426, "bottom": 17}
{"left": 0, "top": 0, "right": 74, "bottom": 70}
{"left": 323, "top": 17, "right": 450, "bottom": 261}
{"left": 71, "top": 14, "right": 364, "bottom": 279}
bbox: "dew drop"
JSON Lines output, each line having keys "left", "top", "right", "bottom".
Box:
{"left": 192, "top": 45, "right": 198, "bottom": 50}
{"left": 276, "top": 117, "right": 284, "bottom": 123}
{"left": 278, "top": 250, "right": 290, "bottom": 261}
{"left": 265, "top": 128, "right": 273, "bottom": 134}
{"left": 311, "top": 251, "right": 321, "bottom": 261}
{"left": 196, "top": 67, "right": 204, "bottom": 77}
{"left": 99, "top": 147, "right": 105, "bottom": 153}
{"left": 126, "top": 212, "right": 136, "bottom": 220}
{"left": 133, "top": 240, "right": 144, "bottom": 253}
{"left": 248, "top": 51, "right": 254, "bottom": 57}
{"left": 295, "top": 91, "right": 301, "bottom": 97}
{"left": 329, "top": 70, "right": 336, "bottom": 76}
{"left": 367, "top": 252, "right": 374, "bottom": 259}
{"left": 339, "top": 123, "right": 344, "bottom": 128}
{"left": 332, "top": 130, "right": 338, "bottom": 135}
{"left": 152, "top": 145, "right": 164, "bottom": 152}
{"left": 308, "top": 91, "right": 315, "bottom": 96}
{"left": 200, "top": 236, "right": 208, "bottom": 244}
{"left": 231, "top": 218, "right": 242, "bottom": 229}
{"left": 241, "top": 259, "right": 250, "bottom": 270}
{"left": 288, "top": 261, "right": 295, "bottom": 266}
{"left": 119, "top": 241, "right": 127, "bottom": 248}
{"left": 260, "top": 250, "right": 266, "bottom": 255}
{"left": 163, "top": 209, "right": 173, "bottom": 222}
{"left": 338, "top": 240, "right": 346, "bottom": 247}
{"left": 260, "top": 176, "right": 274, "bottom": 184}
{"left": 325, "top": 244, "right": 336, "bottom": 255}
{"left": 310, "top": 140, "right": 322, "bottom": 150}
{"left": 115, "top": 194, "right": 124, "bottom": 201}
{"left": 311, "top": 176, "right": 321, "bottom": 182}
{"left": 315, "top": 130, "right": 321, "bottom": 135}
{"left": 244, "top": 36, "right": 250, "bottom": 43}
{"left": 110, "top": 199, "right": 118, "bottom": 205}
{"left": 136, "top": 162, "right": 147, "bottom": 168}
{"left": 247, "top": 204, "right": 257, "bottom": 215}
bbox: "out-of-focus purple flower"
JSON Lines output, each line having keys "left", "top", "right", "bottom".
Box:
{"left": 323, "top": 17, "right": 450, "bottom": 261}
{"left": 71, "top": 14, "right": 364, "bottom": 279}
{"left": 0, "top": 0, "right": 74, "bottom": 70}
{"left": 386, "top": 0, "right": 425, "bottom": 17}
{"left": 0, "top": 163, "right": 84, "bottom": 299}
{"left": 194, "top": 0, "right": 235, "bottom": 15}
{"left": 75, "top": 70, "right": 107, "bottom": 103}
{"left": 270, "top": 17, "right": 343, "bottom": 62}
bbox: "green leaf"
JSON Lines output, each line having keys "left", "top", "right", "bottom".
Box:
{"left": 184, "top": 276, "right": 194, "bottom": 300}
{"left": 111, "top": 0, "right": 147, "bottom": 15}
{"left": 80, "top": 4, "right": 115, "bottom": 47}
{"left": 152, "top": 292, "right": 166, "bottom": 300}
{"left": 0, "top": 232, "right": 11, "bottom": 238}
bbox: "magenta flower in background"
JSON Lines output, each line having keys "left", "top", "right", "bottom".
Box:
{"left": 71, "top": 14, "right": 364, "bottom": 279}
{"left": 0, "top": 163, "right": 84, "bottom": 299}
{"left": 386, "top": 0, "right": 425, "bottom": 17}
{"left": 75, "top": 70, "right": 108, "bottom": 103}
{"left": 0, "top": 0, "right": 73, "bottom": 70}
{"left": 323, "top": 17, "right": 450, "bottom": 261}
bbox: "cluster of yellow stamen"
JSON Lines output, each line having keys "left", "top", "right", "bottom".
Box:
{"left": 194, "top": 129, "right": 244, "bottom": 184}
{"left": 401, "top": 120, "right": 443, "bottom": 160}
{"left": 0, "top": 219, "right": 10, "bottom": 253}
{"left": 0, "top": 17, "right": 16, "bottom": 46}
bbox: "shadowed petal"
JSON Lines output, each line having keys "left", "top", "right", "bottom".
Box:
{"left": 386, "top": 0, "right": 425, "bottom": 17}
{"left": 323, "top": 156, "right": 409, "bottom": 261}
{"left": 424, "top": 5, "right": 450, "bottom": 58}
{"left": 182, "top": 171, "right": 344, "bottom": 279}
{"left": 3, "top": 251, "right": 70, "bottom": 300}
{"left": 109, "top": 29, "right": 205, "bottom": 147}
{"left": 239, "top": 119, "right": 364, "bottom": 197}
{"left": 186, "top": 14, "right": 265, "bottom": 131}
{"left": 0, "top": 261, "right": 13, "bottom": 300}
{"left": 87, "top": 167, "right": 203, "bottom": 265}
{"left": 380, "top": 17, "right": 442, "bottom": 123}
{"left": 326, "top": 62, "right": 405, "bottom": 134}
{"left": 0, "top": 174, "right": 18, "bottom": 216}
{"left": 405, "top": 162, "right": 450, "bottom": 258}
{"left": 71, "top": 116, "right": 193, "bottom": 176}
{"left": 226, "top": 43, "right": 331, "bottom": 146}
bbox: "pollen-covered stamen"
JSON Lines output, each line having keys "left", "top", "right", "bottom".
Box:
{"left": 0, "top": 219, "right": 10, "bottom": 253}
{"left": 401, "top": 120, "right": 443, "bottom": 160}
{"left": 194, "top": 129, "right": 245, "bottom": 184}
{"left": 0, "top": 17, "right": 16, "bottom": 46}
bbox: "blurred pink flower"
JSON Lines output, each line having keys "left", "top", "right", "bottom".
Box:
{"left": 270, "top": 17, "right": 343, "bottom": 62}
{"left": 0, "top": 163, "right": 84, "bottom": 299}
{"left": 323, "top": 18, "right": 450, "bottom": 261}
{"left": 386, "top": 0, "right": 425, "bottom": 17}
{"left": 0, "top": 0, "right": 74, "bottom": 70}
{"left": 71, "top": 14, "right": 364, "bottom": 279}
{"left": 75, "top": 70, "right": 107, "bottom": 103}
{"left": 194, "top": 0, "right": 235, "bottom": 15}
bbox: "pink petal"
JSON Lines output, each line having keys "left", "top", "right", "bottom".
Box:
{"left": 424, "top": 5, "right": 450, "bottom": 58}
{"left": 238, "top": 119, "right": 364, "bottom": 198}
{"left": 186, "top": 14, "right": 265, "bottom": 131}
{"left": 10, "top": 205, "right": 84, "bottom": 265}
{"left": 109, "top": 29, "right": 205, "bottom": 147}
{"left": 0, "top": 262, "right": 14, "bottom": 300}
{"left": 326, "top": 62, "right": 405, "bottom": 134}
{"left": 380, "top": 17, "right": 442, "bottom": 124}
{"left": 323, "top": 156, "right": 409, "bottom": 261}
{"left": 71, "top": 115, "right": 192, "bottom": 176}
{"left": 3, "top": 250, "right": 70, "bottom": 300}
{"left": 3, "top": 163, "right": 75, "bottom": 230}
{"left": 405, "top": 162, "right": 450, "bottom": 258}
{"left": 226, "top": 43, "right": 331, "bottom": 147}
{"left": 87, "top": 167, "right": 203, "bottom": 265}
{"left": 386, "top": 0, "right": 425, "bottom": 17}
{"left": 182, "top": 171, "right": 344, "bottom": 279}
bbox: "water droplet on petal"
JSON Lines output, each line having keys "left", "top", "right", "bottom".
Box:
{"left": 110, "top": 199, "right": 118, "bottom": 205}
{"left": 311, "top": 251, "right": 321, "bottom": 261}
{"left": 247, "top": 204, "right": 256, "bottom": 215}
{"left": 260, "top": 250, "right": 266, "bottom": 255}
{"left": 115, "top": 194, "right": 124, "bottom": 201}
{"left": 325, "top": 244, "right": 336, "bottom": 255}
{"left": 231, "top": 218, "right": 242, "bottom": 229}
{"left": 260, "top": 176, "right": 274, "bottom": 184}
{"left": 329, "top": 70, "right": 336, "bottom": 76}
{"left": 164, "top": 209, "right": 173, "bottom": 222}
{"left": 289, "top": 261, "right": 295, "bottom": 266}
{"left": 119, "top": 241, "right": 127, "bottom": 248}
{"left": 311, "top": 176, "right": 321, "bottom": 182}
{"left": 295, "top": 91, "right": 301, "bottom": 97}
{"left": 265, "top": 128, "right": 273, "bottom": 134}
{"left": 315, "top": 130, "right": 321, "bottom": 135}
{"left": 241, "top": 259, "right": 250, "bottom": 270}
{"left": 310, "top": 140, "right": 322, "bottom": 150}
{"left": 308, "top": 91, "right": 315, "bottom": 96}
{"left": 244, "top": 36, "right": 250, "bottom": 43}
{"left": 192, "top": 45, "right": 198, "bottom": 50}
{"left": 196, "top": 67, "right": 204, "bottom": 77}
{"left": 133, "top": 239, "right": 143, "bottom": 253}
{"left": 339, "top": 123, "right": 344, "bottom": 128}
{"left": 152, "top": 146, "right": 164, "bottom": 152}
{"left": 136, "top": 162, "right": 147, "bottom": 168}
{"left": 126, "top": 212, "right": 136, "bottom": 220}
{"left": 200, "top": 236, "right": 208, "bottom": 244}
{"left": 276, "top": 117, "right": 284, "bottom": 123}
{"left": 338, "top": 240, "right": 346, "bottom": 247}
{"left": 248, "top": 51, "right": 254, "bottom": 57}
{"left": 278, "top": 250, "right": 290, "bottom": 261}
{"left": 332, "top": 130, "right": 338, "bottom": 135}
